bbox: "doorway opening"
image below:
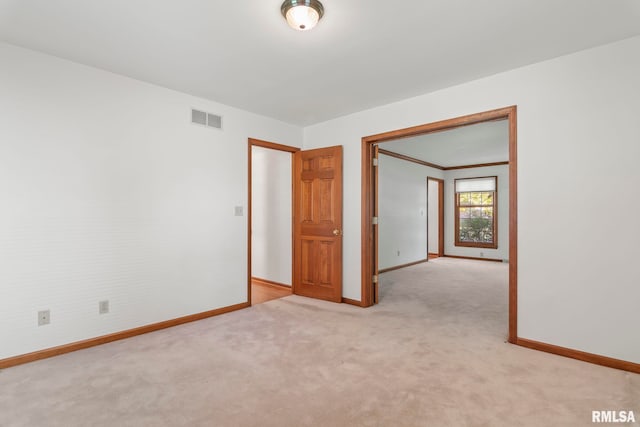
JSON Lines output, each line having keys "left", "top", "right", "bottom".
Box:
{"left": 361, "top": 106, "right": 518, "bottom": 343}
{"left": 427, "top": 177, "right": 444, "bottom": 259}
{"left": 248, "top": 140, "right": 344, "bottom": 306}
{"left": 247, "top": 138, "right": 298, "bottom": 305}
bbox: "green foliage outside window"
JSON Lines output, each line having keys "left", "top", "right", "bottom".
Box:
{"left": 458, "top": 191, "right": 494, "bottom": 244}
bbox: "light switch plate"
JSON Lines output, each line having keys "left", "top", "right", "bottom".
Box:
{"left": 234, "top": 206, "right": 243, "bottom": 216}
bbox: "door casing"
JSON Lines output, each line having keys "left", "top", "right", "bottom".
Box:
{"left": 360, "top": 106, "right": 518, "bottom": 343}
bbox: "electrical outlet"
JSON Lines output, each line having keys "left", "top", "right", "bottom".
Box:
{"left": 480, "top": 252, "right": 484, "bottom": 257}
{"left": 99, "top": 300, "right": 109, "bottom": 314}
{"left": 38, "top": 310, "right": 50, "bottom": 326}
{"left": 234, "top": 206, "right": 243, "bottom": 216}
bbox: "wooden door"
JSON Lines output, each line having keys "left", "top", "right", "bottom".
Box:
{"left": 293, "top": 146, "right": 343, "bottom": 303}
{"left": 372, "top": 145, "right": 379, "bottom": 303}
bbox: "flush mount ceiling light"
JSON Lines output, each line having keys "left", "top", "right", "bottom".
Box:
{"left": 281, "top": 0, "right": 325, "bottom": 31}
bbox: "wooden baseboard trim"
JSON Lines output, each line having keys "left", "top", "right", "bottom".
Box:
{"left": 342, "top": 297, "right": 364, "bottom": 307}
{"left": 443, "top": 254, "right": 503, "bottom": 263}
{"left": 379, "top": 259, "right": 428, "bottom": 274}
{"left": 428, "top": 252, "right": 440, "bottom": 259}
{"left": 516, "top": 338, "right": 640, "bottom": 374}
{"left": 0, "top": 301, "right": 250, "bottom": 370}
{"left": 251, "top": 277, "right": 292, "bottom": 290}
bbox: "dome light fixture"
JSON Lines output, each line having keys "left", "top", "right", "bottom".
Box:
{"left": 281, "top": 0, "right": 325, "bottom": 31}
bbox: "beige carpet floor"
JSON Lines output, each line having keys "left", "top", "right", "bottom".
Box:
{"left": 0, "top": 258, "right": 638, "bottom": 426}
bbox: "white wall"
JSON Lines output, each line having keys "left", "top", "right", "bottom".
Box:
{"left": 0, "top": 43, "right": 302, "bottom": 360}
{"left": 304, "top": 36, "right": 640, "bottom": 363}
{"left": 3, "top": 36, "right": 640, "bottom": 364}
{"left": 251, "top": 146, "right": 292, "bottom": 286}
{"left": 427, "top": 179, "right": 440, "bottom": 254}
{"left": 378, "top": 154, "right": 443, "bottom": 270}
{"left": 444, "top": 165, "right": 509, "bottom": 260}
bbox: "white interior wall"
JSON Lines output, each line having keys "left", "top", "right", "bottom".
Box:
{"left": 303, "top": 36, "right": 640, "bottom": 363}
{"left": 0, "top": 43, "right": 302, "bottom": 360}
{"left": 427, "top": 180, "right": 440, "bottom": 254}
{"left": 378, "top": 154, "right": 443, "bottom": 270}
{"left": 3, "top": 35, "right": 640, "bottom": 364}
{"left": 251, "top": 146, "right": 292, "bottom": 286}
{"left": 444, "top": 165, "right": 509, "bottom": 260}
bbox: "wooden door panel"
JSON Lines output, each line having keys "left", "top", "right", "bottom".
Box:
{"left": 297, "top": 237, "right": 339, "bottom": 299}
{"left": 301, "top": 180, "right": 313, "bottom": 222}
{"left": 301, "top": 239, "right": 314, "bottom": 285}
{"left": 317, "top": 240, "right": 334, "bottom": 285}
{"left": 318, "top": 179, "right": 334, "bottom": 223}
{"left": 293, "top": 146, "right": 343, "bottom": 302}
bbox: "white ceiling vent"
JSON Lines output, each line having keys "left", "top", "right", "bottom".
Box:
{"left": 191, "top": 108, "right": 222, "bottom": 130}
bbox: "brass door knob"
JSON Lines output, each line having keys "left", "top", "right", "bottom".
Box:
{"left": 333, "top": 229, "right": 342, "bottom": 236}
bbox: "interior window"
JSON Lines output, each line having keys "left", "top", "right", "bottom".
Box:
{"left": 455, "top": 177, "right": 497, "bottom": 249}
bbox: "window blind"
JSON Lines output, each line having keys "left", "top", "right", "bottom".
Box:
{"left": 455, "top": 177, "right": 496, "bottom": 193}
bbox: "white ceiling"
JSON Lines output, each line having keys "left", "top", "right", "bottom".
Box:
{"left": 1, "top": 1, "right": 639, "bottom": 126}
{"left": 381, "top": 120, "right": 509, "bottom": 167}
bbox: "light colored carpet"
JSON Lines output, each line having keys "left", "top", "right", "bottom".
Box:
{"left": 0, "top": 258, "right": 638, "bottom": 426}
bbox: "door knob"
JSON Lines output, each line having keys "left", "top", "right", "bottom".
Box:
{"left": 333, "top": 229, "right": 342, "bottom": 236}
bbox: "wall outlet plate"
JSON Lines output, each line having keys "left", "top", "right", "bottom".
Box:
{"left": 38, "top": 310, "right": 50, "bottom": 326}
{"left": 99, "top": 300, "right": 109, "bottom": 314}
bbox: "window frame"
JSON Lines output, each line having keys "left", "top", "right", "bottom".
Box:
{"left": 454, "top": 176, "right": 498, "bottom": 249}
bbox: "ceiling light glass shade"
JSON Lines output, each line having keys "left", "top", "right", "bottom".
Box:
{"left": 281, "top": 0, "right": 324, "bottom": 31}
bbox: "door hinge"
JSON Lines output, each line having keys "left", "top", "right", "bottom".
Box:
{"left": 372, "top": 216, "right": 378, "bottom": 225}
{"left": 372, "top": 275, "right": 378, "bottom": 284}
{"left": 372, "top": 158, "right": 378, "bottom": 167}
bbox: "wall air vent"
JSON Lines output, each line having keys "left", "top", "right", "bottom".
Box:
{"left": 207, "top": 113, "right": 222, "bottom": 129}
{"left": 191, "top": 108, "right": 223, "bottom": 130}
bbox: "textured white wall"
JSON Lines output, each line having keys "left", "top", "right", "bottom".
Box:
{"left": 378, "top": 154, "right": 443, "bottom": 270}
{"left": 304, "top": 36, "right": 640, "bottom": 363}
{"left": 444, "top": 165, "right": 509, "bottom": 260}
{"left": 251, "top": 146, "right": 292, "bottom": 286}
{"left": 427, "top": 179, "right": 440, "bottom": 254}
{"left": 0, "top": 43, "right": 302, "bottom": 359}
{"left": 3, "top": 35, "right": 640, "bottom": 364}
